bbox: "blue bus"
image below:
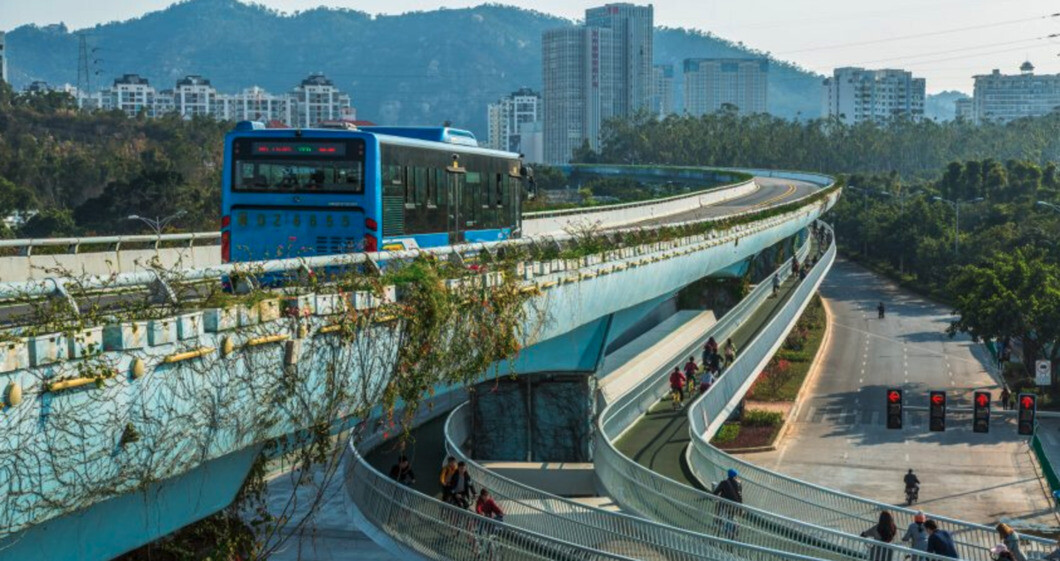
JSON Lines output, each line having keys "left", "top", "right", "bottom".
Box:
{"left": 221, "top": 121, "right": 526, "bottom": 263}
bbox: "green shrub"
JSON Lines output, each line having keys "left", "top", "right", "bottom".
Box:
{"left": 742, "top": 410, "right": 783, "bottom": 427}
{"left": 712, "top": 423, "right": 740, "bottom": 444}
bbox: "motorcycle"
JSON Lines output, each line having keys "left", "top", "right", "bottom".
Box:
{"left": 905, "top": 484, "right": 919, "bottom": 506}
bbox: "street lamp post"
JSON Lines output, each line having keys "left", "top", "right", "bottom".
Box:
{"left": 127, "top": 210, "right": 187, "bottom": 238}
{"left": 933, "top": 197, "right": 983, "bottom": 255}
{"left": 1036, "top": 201, "right": 1060, "bottom": 215}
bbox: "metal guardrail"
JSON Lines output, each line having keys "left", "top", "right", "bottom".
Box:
{"left": 681, "top": 226, "right": 1056, "bottom": 561}
{"left": 0, "top": 232, "right": 220, "bottom": 255}
{"left": 345, "top": 436, "right": 643, "bottom": 561}
{"left": 449, "top": 361, "right": 953, "bottom": 561}
{"left": 442, "top": 402, "right": 831, "bottom": 561}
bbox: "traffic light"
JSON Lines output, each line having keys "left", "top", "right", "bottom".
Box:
{"left": 929, "top": 391, "right": 946, "bottom": 432}
{"left": 973, "top": 391, "right": 991, "bottom": 433}
{"left": 886, "top": 388, "right": 903, "bottom": 429}
{"left": 1018, "top": 393, "right": 1037, "bottom": 436}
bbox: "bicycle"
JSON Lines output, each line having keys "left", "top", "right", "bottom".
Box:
{"left": 671, "top": 387, "right": 683, "bottom": 409}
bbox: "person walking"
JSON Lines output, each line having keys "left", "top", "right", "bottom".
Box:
{"left": 1000, "top": 388, "right": 1011, "bottom": 411}
{"left": 860, "top": 510, "right": 897, "bottom": 561}
{"left": 924, "top": 520, "right": 958, "bottom": 558}
{"left": 878, "top": 301, "right": 886, "bottom": 319}
{"left": 389, "top": 455, "right": 416, "bottom": 487}
{"left": 700, "top": 369, "right": 716, "bottom": 395}
{"left": 901, "top": 511, "right": 930, "bottom": 560}
{"left": 724, "top": 338, "right": 737, "bottom": 366}
{"left": 772, "top": 273, "right": 781, "bottom": 296}
{"left": 712, "top": 469, "right": 743, "bottom": 539}
{"left": 997, "top": 523, "right": 1027, "bottom": 561}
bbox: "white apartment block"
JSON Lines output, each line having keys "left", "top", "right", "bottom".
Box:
{"left": 109, "top": 74, "right": 156, "bottom": 118}
{"left": 213, "top": 86, "right": 293, "bottom": 124}
{"left": 290, "top": 74, "right": 354, "bottom": 128}
{"left": 970, "top": 62, "right": 1060, "bottom": 124}
{"left": 175, "top": 75, "right": 216, "bottom": 117}
{"left": 683, "top": 58, "right": 768, "bottom": 116}
{"left": 487, "top": 87, "right": 542, "bottom": 154}
{"left": 652, "top": 64, "right": 674, "bottom": 118}
{"left": 79, "top": 73, "right": 351, "bottom": 127}
{"left": 822, "top": 67, "right": 925, "bottom": 125}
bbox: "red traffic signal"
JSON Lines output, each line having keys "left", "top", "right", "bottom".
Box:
{"left": 886, "top": 388, "right": 903, "bottom": 429}
{"left": 973, "top": 390, "right": 991, "bottom": 433}
{"left": 929, "top": 391, "right": 946, "bottom": 432}
{"left": 1018, "top": 393, "right": 1037, "bottom": 436}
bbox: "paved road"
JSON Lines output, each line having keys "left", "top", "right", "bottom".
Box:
{"left": 746, "top": 260, "right": 1055, "bottom": 527}
{"left": 629, "top": 176, "right": 819, "bottom": 228}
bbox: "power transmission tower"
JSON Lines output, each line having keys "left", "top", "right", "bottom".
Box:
{"left": 76, "top": 34, "right": 91, "bottom": 98}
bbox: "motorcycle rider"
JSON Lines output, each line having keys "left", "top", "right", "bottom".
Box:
{"left": 904, "top": 469, "right": 920, "bottom": 502}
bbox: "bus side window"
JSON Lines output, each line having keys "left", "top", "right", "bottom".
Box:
{"left": 415, "top": 167, "right": 428, "bottom": 209}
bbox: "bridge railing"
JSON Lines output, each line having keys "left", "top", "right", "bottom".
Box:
{"left": 683, "top": 225, "right": 1056, "bottom": 561}
{"left": 446, "top": 400, "right": 917, "bottom": 561}
{"left": 344, "top": 435, "right": 643, "bottom": 561}
{"left": 594, "top": 225, "right": 966, "bottom": 561}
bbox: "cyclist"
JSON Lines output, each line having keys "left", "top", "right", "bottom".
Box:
{"left": 683, "top": 356, "right": 698, "bottom": 394}
{"left": 669, "top": 366, "right": 687, "bottom": 408}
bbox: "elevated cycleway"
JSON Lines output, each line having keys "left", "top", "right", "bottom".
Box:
{"left": 601, "top": 226, "right": 1055, "bottom": 561}
{"left": 357, "top": 232, "right": 948, "bottom": 561}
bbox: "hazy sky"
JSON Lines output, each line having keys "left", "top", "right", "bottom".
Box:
{"left": 3, "top": 0, "right": 1058, "bottom": 93}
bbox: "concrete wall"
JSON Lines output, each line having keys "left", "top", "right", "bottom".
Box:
{"left": 522, "top": 180, "right": 757, "bottom": 236}
{"left": 0, "top": 246, "right": 220, "bottom": 283}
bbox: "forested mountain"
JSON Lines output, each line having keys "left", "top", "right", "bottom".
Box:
{"left": 5, "top": 0, "right": 824, "bottom": 135}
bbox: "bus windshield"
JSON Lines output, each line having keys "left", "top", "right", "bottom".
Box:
{"left": 231, "top": 138, "right": 365, "bottom": 194}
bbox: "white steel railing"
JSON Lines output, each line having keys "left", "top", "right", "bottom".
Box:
{"left": 446, "top": 400, "right": 948, "bottom": 561}
{"left": 683, "top": 237, "right": 1055, "bottom": 560}
{"left": 344, "top": 437, "right": 643, "bottom": 561}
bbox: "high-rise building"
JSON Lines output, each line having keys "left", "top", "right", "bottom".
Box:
{"left": 954, "top": 98, "right": 974, "bottom": 121}
{"left": 683, "top": 58, "right": 768, "bottom": 116}
{"left": 822, "top": 67, "right": 925, "bottom": 125}
{"left": 487, "top": 87, "right": 542, "bottom": 153}
{"left": 652, "top": 64, "right": 674, "bottom": 117}
{"left": 542, "top": 27, "right": 616, "bottom": 164}
{"left": 584, "top": 3, "right": 653, "bottom": 118}
{"left": 290, "top": 74, "right": 354, "bottom": 128}
{"left": 0, "top": 32, "right": 7, "bottom": 84}
{"left": 968, "top": 62, "right": 1060, "bottom": 124}
{"left": 175, "top": 75, "right": 217, "bottom": 118}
